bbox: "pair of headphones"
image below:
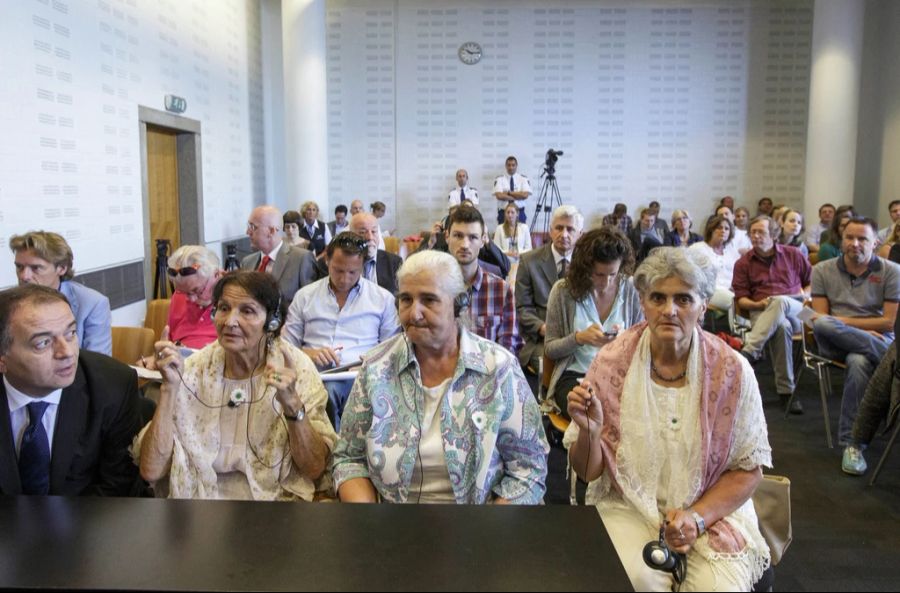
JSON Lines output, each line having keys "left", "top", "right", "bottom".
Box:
{"left": 643, "top": 526, "right": 687, "bottom": 585}
{"left": 394, "top": 292, "right": 470, "bottom": 318}
{"left": 210, "top": 296, "right": 282, "bottom": 333}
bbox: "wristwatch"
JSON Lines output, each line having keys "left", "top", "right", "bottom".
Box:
{"left": 284, "top": 404, "right": 306, "bottom": 422}
{"left": 689, "top": 509, "right": 706, "bottom": 536}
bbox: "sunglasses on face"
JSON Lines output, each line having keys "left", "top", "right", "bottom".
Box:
{"left": 167, "top": 265, "right": 200, "bottom": 278}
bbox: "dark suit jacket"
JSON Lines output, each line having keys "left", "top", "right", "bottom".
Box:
{"left": 241, "top": 242, "right": 319, "bottom": 305}
{"left": 374, "top": 250, "right": 402, "bottom": 295}
{"left": 0, "top": 350, "right": 143, "bottom": 496}
{"left": 514, "top": 244, "right": 559, "bottom": 368}
{"left": 314, "top": 249, "right": 402, "bottom": 295}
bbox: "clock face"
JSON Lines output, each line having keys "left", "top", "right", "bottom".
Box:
{"left": 458, "top": 42, "right": 483, "bottom": 65}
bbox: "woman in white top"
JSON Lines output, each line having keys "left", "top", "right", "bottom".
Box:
{"left": 565, "top": 248, "right": 772, "bottom": 591}
{"left": 137, "top": 271, "right": 336, "bottom": 500}
{"left": 493, "top": 202, "right": 532, "bottom": 262}
{"left": 689, "top": 214, "right": 741, "bottom": 311}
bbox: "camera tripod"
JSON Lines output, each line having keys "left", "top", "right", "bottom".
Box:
{"left": 529, "top": 171, "right": 562, "bottom": 235}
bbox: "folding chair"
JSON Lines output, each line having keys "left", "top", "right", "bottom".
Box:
{"left": 787, "top": 323, "right": 846, "bottom": 448}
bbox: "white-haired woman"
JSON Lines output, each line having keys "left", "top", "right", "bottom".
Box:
{"left": 333, "top": 250, "right": 549, "bottom": 504}
{"left": 162, "top": 245, "right": 223, "bottom": 349}
{"left": 665, "top": 209, "right": 702, "bottom": 247}
{"left": 565, "top": 247, "right": 772, "bottom": 591}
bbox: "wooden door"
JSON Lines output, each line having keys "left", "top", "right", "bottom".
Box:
{"left": 146, "top": 125, "right": 180, "bottom": 276}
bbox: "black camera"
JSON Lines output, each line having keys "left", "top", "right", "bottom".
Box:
{"left": 544, "top": 148, "right": 564, "bottom": 176}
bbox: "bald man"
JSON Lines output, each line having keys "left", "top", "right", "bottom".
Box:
{"left": 240, "top": 206, "right": 319, "bottom": 303}
{"left": 448, "top": 169, "right": 479, "bottom": 206}
{"left": 349, "top": 212, "right": 401, "bottom": 295}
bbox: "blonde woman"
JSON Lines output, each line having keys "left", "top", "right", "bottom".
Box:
{"left": 493, "top": 202, "right": 532, "bottom": 262}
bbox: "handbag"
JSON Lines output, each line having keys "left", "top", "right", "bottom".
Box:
{"left": 751, "top": 474, "right": 792, "bottom": 565}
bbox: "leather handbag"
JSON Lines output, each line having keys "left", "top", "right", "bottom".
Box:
{"left": 752, "top": 474, "right": 792, "bottom": 565}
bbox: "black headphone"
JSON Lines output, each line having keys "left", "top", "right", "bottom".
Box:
{"left": 211, "top": 296, "right": 282, "bottom": 333}
{"left": 643, "top": 526, "right": 687, "bottom": 585}
{"left": 453, "top": 291, "right": 470, "bottom": 317}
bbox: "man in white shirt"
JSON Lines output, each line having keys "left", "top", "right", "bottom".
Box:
{"left": 282, "top": 233, "right": 400, "bottom": 429}
{"left": 876, "top": 200, "right": 900, "bottom": 243}
{"left": 492, "top": 155, "right": 532, "bottom": 225}
{"left": 807, "top": 203, "right": 835, "bottom": 253}
{"left": 448, "top": 169, "right": 479, "bottom": 207}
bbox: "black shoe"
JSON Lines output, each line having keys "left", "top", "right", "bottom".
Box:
{"left": 780, "top": 394, "right": 803, "bottom": 415}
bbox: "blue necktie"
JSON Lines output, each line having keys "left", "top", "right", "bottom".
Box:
{"left": 509, "top": 176, "right": 514, "bottom": 192}
{"left": 460, "top": 187, "right": 466, "bottom": 202}
{"left": 18, "top": 401, "right": 51, "bottom": 495}
{"left": 366, "top": 259, "right": 376, "bottom": 283}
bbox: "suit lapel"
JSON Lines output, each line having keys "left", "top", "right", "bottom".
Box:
{"left": 49, "top": 363, "right": 88, "bottom": 493}
{"left": 539, "top": 246, "right": 558, "bottom": 288}
{"left": 271, "top": 243, "right": 291, "bottom": 282}
{"left": 375, "top": 252, "right": 388, "bottom": 287}
{"left": 0, "top": 383, "right": 22, "bottom": 494}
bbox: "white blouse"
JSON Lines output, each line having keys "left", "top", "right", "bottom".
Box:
{"left": 493, "top": 223, "right": 533, "bottom": 262}
{"left": 407, "top": 377, "right": 455, "bottom": 504}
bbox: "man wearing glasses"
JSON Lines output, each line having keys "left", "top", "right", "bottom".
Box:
{"left": 9, "top": 231, "right": 111, "bottom": 355}
{"left": 241, "top": 205, "right": 318, "bottom": 304}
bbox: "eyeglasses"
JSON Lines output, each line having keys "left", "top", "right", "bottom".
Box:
{"left": 167, "top": 265, "right": 201, "bottom": 278}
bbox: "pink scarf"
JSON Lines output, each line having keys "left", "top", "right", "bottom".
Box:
{"left": 585, "top": 321, "right": 746, "bottom": 552}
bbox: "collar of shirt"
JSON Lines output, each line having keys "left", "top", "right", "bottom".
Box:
{"left": 5, "top": 376, "right": 63, "bottom": 415}
{"left": 469, "top": 265, "right": 486, "bottom": 293}
{"left": 327, "top": 279, "right": 362, "bottom": 301}
{"left": 396, "top": 328, "right": 489, "bottom": 377}
{"left": 551, "top": 245, "right": 571, "bottom": 266}
{"left": 266, "top": 241, "right": 283, "bottom": 261}
{"left": 836, "top": 254, "right": 882, "bottom": 279}
{"left": 750, "top": 242, "right": 785, "bottom": 263}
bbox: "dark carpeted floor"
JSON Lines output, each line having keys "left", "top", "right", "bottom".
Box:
{"left": 543, "top": 357, "right": 900, "bottom": 591}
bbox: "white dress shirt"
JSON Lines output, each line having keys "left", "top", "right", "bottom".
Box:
{"left": 448, "top": 186, "right": 480, "bottom": 206}
{"left": 6, "top": 377, "right": 62, "bottom": 457}
{"left": 493, "top": 173, "right": 532, "bottom": 200}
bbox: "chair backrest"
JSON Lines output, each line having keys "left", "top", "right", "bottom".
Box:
{"left": 111, "top": 327, "right": 156, "bottom": 366}
{"left": 144, "top": 298, "right": 171, "bottom": 341}
{"left": 541, "top": 354, "right": 556, "bottom": 392}
{"left": 383, "top": 236, "right": 401, "bottom": 255}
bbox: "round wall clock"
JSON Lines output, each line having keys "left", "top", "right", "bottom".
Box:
{"left": 458, "top": 42, "right": 483, "bottom": 65}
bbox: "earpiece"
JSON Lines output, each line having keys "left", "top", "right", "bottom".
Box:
{"left": 211, "top": 300, "right": 282, "bottom": 332}
{"left": 643, "top": 526, "right": 686, "bottom": 584}
{"left": 393, "top": 292, "right": 470, "bottom": 318}
{"left": 453, "top": 292, "right": 470, "bottom": 317}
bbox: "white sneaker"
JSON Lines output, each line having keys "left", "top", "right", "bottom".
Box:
{"left": 841, "top": 446, "right": 867, "bottom": 476}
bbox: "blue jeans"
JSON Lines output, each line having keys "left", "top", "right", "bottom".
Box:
{"left": 813, "top": 316, "right": 892, "bottom": 446}
{"left": 324, "top": 379, "right": 355, "bottom": 432}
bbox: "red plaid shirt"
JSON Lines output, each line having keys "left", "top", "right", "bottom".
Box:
{"left": 466, "top": 266, "right": 523, "bottom": 355}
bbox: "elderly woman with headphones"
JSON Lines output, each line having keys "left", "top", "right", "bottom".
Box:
{"left": 137, "top": 270, "right": 337, "bottom": 500}
{"left": 333, "top": 250, "right": 549, "bottom": 504}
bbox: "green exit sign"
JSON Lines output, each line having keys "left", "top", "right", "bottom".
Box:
{"left": 164, "top": 94, "right": 187, "bottom": 114}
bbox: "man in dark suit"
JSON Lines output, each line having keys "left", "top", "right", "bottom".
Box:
{"left": 0, "top": 284, "right": 143, "bottom": 496}
{"left": 349, "top": 212, "right": 402, "bottom": 295}
{"left": 515, "top": 205, "right": 583, "bottom": 371}
{"left": 241, "top": 205, "right": 319, "bottom": 305}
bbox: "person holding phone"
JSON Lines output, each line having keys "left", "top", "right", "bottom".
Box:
{"left": 544, "top": 227, "right": 644, "bottom": 419}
